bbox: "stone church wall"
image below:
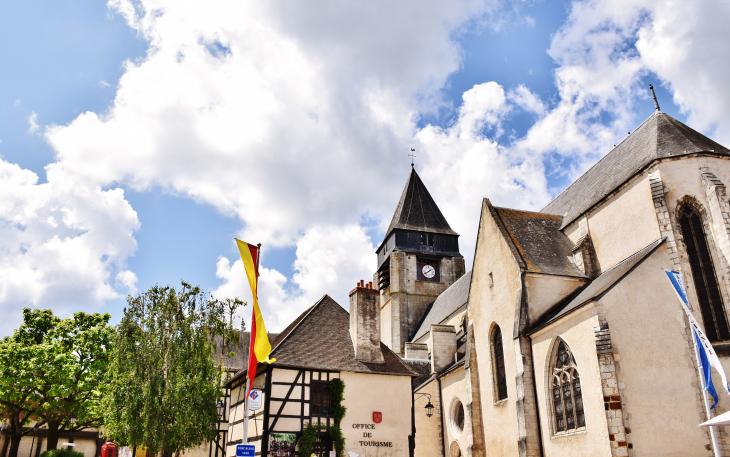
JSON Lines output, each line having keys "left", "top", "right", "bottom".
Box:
{"left": 523, "top": 273, "right": 585, "bottom": 324}
{"left": 469, "top": 201, "right": 523, "bottom": 455}
{"left": 414, "top": 380, "right": 440, "bottom": 457}
{"left": 597, "top": 247, "right": 709, "bottom": 456}
{"left": 562, "top": 172, "right": 660, "bottom": 273}
{"left": 440, "top": 368, "right": 469, "bottom": 457}
{"left": 531, "top": 305, "right": 612, "bottom": 457}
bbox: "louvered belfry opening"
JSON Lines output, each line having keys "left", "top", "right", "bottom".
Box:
{"left": 679, "top": 206, "right": 730, "bottom": 342}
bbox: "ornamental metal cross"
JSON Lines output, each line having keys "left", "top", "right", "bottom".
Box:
{"left": 409, "top": 148, "right": 417, "bottom": 167}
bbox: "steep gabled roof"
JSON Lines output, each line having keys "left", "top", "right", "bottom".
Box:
{"left": 385, "top": 167, "right": 458, "bottom": 239}
{"left": 492, "top": 206, "right": 587, "bottom": 278}
{"left": 229, "top": 295, "right": 417, "bottom": 384}
{"left": 412, "top": 270, "right": 472, "bottom": 342}
{"left": 529, "top": 237, "right": 666, "bottom": 332}
{"left": 543, "top": 112, "right": 730, "bottom": 229}
{"left": 214, "top": 331, "right": 279, "bottom": 371}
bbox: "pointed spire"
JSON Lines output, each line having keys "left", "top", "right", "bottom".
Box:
{"left": 385, "top": 168, "right": 458, "bottom": 238}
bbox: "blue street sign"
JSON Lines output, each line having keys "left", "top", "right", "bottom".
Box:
{"left": 236, "top": 445, "right": 255, "bottom": 457}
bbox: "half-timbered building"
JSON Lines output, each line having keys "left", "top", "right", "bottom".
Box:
{"left": 225, "top": 289, "right": 417, "bottom": 457}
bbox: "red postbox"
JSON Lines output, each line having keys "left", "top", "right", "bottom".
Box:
{"left": 101, "top": 442, "right": 117, "bottom": 457}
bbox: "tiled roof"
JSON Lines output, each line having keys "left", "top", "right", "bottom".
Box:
{"left": 530, "top": 237, "right": 666, "bottom": 332}
{"left": 385, "top": 167, "right": 458, "bottom": 239}
{"left": 412, "top": 270, "right": 472, "bottom": 341}
{"left": 214, "top": 331, "right": 278, "bottom": 371}
{"left": 543, "top": 112, "right": 730, "bottom": 229}
{"left": 230, "top": 295, "right": 417, "bottom": 383}
{"left": 492, "top": 206, "right": 587, "bottom": 278}
{"left": 402, "top": 359, "right": 432, "bottom": 388}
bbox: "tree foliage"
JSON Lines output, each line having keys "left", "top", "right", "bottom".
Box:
{"left": 0, "top": 309, "right": 114, "bottom": 457}
{"left": 102, "top": 282, "right": 244, "bottom": 456}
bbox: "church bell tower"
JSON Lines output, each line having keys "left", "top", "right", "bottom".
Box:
{"left": 374, "top": 167, "right": 465, "bottom": 356}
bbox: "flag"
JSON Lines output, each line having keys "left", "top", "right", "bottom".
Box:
{"left": 665, "top": 270, "right": 730, "bottom": 406}
{"left": 236, "top": 239, "right": 275, "bottom": 395}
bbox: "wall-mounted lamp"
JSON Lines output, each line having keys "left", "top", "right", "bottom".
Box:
{"left": 415, "top": 393, "right": 435, "bottom": 418}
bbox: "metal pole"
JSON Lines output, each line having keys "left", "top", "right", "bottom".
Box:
{"left": 692, "top": 331, "right": 721, "bottom": 457}
{"left": 242, "top": 377, "right": 251, "bottom": 446}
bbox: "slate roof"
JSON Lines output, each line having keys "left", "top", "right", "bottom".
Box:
{"left": 213, "top": 331, "right": 279, "bottom": 371}
{"left": 230, "top": 295, "right": 417, "bottom": 383}
{"left": 492, "top": 206, "right": 587, "bottom": 278}
{"left": 402, "top": 359, "right": 432, "bottom": 388}
{"left": 543, "top": 111, "right": 730, "bottom": 229}
{"left": 530, "top": 237, "right": 666, "bottom": 332}
{"left": 385, "top": 167, "right": 458, "bottom": 239}
{"left": 412, "top": 270, "right": 472, "bottom": 341}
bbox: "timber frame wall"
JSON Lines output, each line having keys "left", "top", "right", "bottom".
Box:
{"left": 227, "top": 366, "right": 339, "bottom": 457}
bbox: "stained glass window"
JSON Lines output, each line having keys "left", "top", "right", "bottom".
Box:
{"left": 551, "top": 341, "right": 585, "bottom": 434}
{"left": 679, "top": 206, "right": 730, "bottom": 342}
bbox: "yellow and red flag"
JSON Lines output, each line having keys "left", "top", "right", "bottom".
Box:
{"left": 236, "top": 239, "right": 275, "bottom": 394}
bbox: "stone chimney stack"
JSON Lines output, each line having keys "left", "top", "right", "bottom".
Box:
{"left": 430, "top": 324, "right": 456, "bottom": 373}
{"left": 405, "top": 343, "right": 429, "bottom": 360}
{"left": 349, "top": 280, "right": 384, "bottom": 363}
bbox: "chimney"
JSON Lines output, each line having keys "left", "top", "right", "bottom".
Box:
{"left": 430, "top": 324, "right": 456, "bottom": 373}
{"left": 405, "top": 343, "right": 429, "bottom": 360}
{"left": 349, "top": 280, "right": 384, "bottom": 362}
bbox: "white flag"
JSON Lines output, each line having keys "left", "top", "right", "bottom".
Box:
{"left": 665, "top": 270, "right": 730, "bottom": 394}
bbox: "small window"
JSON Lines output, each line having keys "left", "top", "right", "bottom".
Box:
{"left": 488, "top": 272, "right": 494, "bottom": 288}
{"left": 550, "top": 340, "right": 585, "bottom": 434}
{"left": 310, "top": 381, "right": 332, "bottom": 417}
{"left": 492, "top": 326, "right": 507, "bottom": 401}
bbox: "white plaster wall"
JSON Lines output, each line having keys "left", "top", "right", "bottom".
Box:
{"left": 581, "top": 173, "right": 661, "bottom": 271}
{"left": 598, "top": 247, "right": 708, "bottom": 456}
{"left": 524, "top": 273, "right": 586, "bottom": 324}
{"left": 531, "top": 305, "right": 612, "bottom": 457}
{"left": 339, "top": 372, "right": 413, "bottom": 457}
{"left": 414, "top": 380, "right": 439, "bottom": 457}
{"left": 469, "top": 201, "right": 522, "bottom": 455}
{"left": 440, "top": 368, "right": 468, "bottom": 457}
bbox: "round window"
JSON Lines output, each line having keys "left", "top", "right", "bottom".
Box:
{"left": 451, "top": 398, "right": 465, "bottom": 434}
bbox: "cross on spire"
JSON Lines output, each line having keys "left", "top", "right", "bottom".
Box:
{"left": 409, "top": 148, "right": 417, "bottom": 167}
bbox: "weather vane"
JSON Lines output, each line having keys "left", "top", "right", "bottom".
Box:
{"left": 409, "top": 148, "right": 416, "bottom": 167}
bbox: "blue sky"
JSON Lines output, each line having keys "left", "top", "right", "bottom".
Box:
{"left": 0, "top": 0, "right": 725, "bottom": 334}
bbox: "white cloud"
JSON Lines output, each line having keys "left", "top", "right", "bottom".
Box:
{"left": 6, "top": 0, "right": 730, "bottom": 334}
{"left": 213, "top": 224, "right": 374, "bottom": 330}
{"left": 14, "top": 99, "right": 21, "bottom": 108}
{"left": 0, "top": 159, "right": 139, "bottom": 334}
{"left": 27, "top": 112, "right": 39, "bottom": 134}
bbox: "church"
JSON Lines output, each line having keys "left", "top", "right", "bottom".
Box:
{"left": 375, "top": 107, "right": 730, "bottom": 457}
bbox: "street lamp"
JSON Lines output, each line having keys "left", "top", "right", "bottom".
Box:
{"left": 216, "top": 401, "right": 225, "bottom": 419}
{"left": 69, "top": 415, "right": 77, "bottom": 425}
{"left": 415, "top": 393, "right": 435, "bottom": 418}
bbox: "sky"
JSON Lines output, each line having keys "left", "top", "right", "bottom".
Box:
{"left": 1, "top": 0, "right": 730, "bottom": 335}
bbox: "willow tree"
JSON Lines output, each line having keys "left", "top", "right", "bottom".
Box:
{"left": 102, "top": 282, "right": 243, "bottom": 457}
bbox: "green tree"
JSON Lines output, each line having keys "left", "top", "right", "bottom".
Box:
{"left": 102, "top": 282, "right": 244, "bottom": 457}
{"left": 0, "top": 309, "right": 114, "bottom": 457}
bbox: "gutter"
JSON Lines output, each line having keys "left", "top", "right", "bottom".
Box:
{"left": 437, "top": 376, "right": 447, "bottom": 457}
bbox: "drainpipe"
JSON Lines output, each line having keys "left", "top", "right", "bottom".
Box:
{"left": 410, "top": 389, "right": 416, "bottom": 457}
{"left": 437, "top": 377, "right": 447, "bottom": 457}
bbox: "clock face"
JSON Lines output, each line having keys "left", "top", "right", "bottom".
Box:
{"left": 422, "top": 264, "right": 436, "bottom": 279}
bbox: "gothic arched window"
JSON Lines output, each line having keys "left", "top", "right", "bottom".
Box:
{"left": 492, "top": 325, "right": 507, "bottom": 401}
{"left": 550, "top": 340, "right": 585, "bottom": 433}
{"left": 679, "top": 206, "right": 730, "bottom": 342}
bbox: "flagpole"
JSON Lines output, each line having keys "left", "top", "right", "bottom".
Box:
{"left": 692, "top": 329, "right": 721, "bottom": 457}
{"left": 242, "top": 244, "right": 261, "bottom": 448}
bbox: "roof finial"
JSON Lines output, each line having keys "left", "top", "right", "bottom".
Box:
{"left": 649, "top": 84, "right": 661, "bottom": 112}
{"left": 409, "top": 148, "right": 416, "bottom": 167}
